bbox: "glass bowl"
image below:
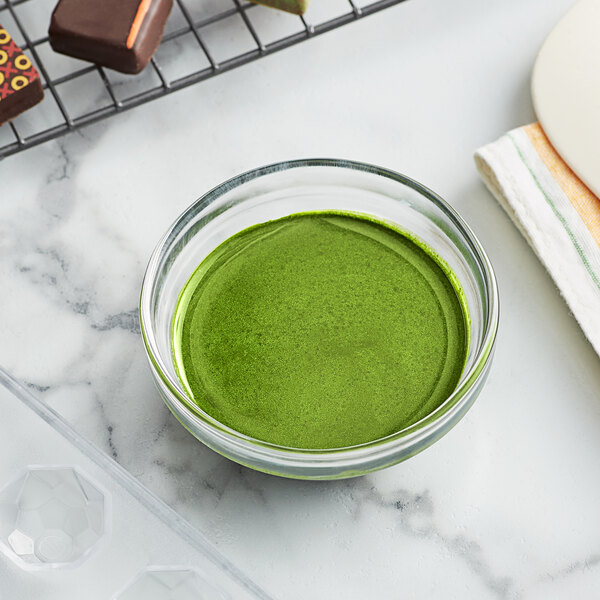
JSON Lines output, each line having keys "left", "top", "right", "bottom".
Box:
{"left": 140, "top": 159, "right": 499, "bottom": 480}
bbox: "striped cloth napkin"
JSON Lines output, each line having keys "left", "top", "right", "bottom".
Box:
{"left": 475, "top": 123, "right": 600, "bottom": 356}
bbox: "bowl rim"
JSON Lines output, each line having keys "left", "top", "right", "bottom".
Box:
{"left": 139, "top": 158, "right": 499, "bottom": 469}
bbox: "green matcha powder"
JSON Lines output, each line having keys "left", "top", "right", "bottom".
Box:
{"left": 172, "top": 211, "right": 469, "bottom": 449}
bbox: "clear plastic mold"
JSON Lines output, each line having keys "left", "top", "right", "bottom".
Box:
{"left": 114, "top": 566, "right": 228, "bottom": 600}
{"left": 0, "top": 466, "right": 108, "bottom": 569}
{"left": 0, "top": 368, "right": 272, "bottom": 600}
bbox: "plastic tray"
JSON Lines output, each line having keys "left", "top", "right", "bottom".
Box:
{"left": 0, "top": 367, "right": 274, "bottom": 599}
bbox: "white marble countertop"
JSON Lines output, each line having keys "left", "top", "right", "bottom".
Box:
{"left": 3, "top": 0, "right": 600, "bottom": 598}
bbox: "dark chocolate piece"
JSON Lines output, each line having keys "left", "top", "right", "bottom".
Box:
{"left": 0, "top": 25, "right": 44, "bottom": 127}
{"left": 49, "top": 0, "right": 173, "bottom": 75}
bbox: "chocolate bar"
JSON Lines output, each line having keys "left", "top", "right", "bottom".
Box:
{"left": 250, "top": 0, "right": 310, "bottom": 14}
{"left": 0, "top": 25, "right": 44, "bottom": 127}
{"left": 49, "top": 0, "right": 173, "bottom": 75}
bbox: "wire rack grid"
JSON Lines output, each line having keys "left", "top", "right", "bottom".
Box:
{"left": 0, "top": 0, "right": 407, "bottom": 158}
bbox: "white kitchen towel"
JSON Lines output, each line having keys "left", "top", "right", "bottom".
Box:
{"left": 475, "top": 122, "right": 600, "bottom": 356}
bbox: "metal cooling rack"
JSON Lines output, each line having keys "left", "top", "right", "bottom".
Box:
{"left": 0, "top": 0, "right": 406, "bottom": 158}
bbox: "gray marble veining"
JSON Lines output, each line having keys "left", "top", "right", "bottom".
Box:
{"left": 2, "top": 0, "right": 600, "bottom": 598}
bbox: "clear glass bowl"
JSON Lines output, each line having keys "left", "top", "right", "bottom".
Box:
{"left": 140, "top": 159, "right": 499, "bottom": 480}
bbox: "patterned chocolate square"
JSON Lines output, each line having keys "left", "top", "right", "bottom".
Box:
{"left": 0, "top": 25, "right": 44, "bottom": 126}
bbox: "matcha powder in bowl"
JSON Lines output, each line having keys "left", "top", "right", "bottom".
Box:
{"left": 140, "top": 159, "right": 498, "bottom": 480}
{"left": 171, "top": 211, "right": 469, "bottom": 450}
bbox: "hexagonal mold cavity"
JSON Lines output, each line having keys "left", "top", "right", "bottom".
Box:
{"left": 114, "top": 566, "right": 228, "bottom": 600}
{"left": 0, "top": 465, "right": 109, "bottom": 569}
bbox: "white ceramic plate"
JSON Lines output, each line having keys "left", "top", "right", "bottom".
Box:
{"left": 532, "top": 0, "right": 600, "bottom": 197}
